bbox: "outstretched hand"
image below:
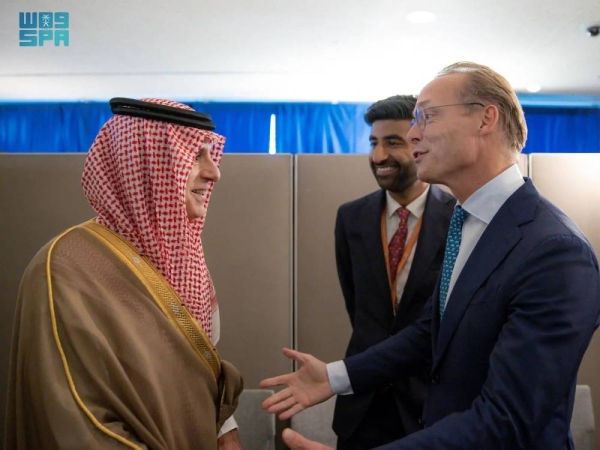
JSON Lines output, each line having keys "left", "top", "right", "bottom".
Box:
{"left": 260, "top": 348, "right": 334, "bottom": 420}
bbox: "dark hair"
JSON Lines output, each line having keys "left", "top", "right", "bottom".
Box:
{"left": 363, "top": 95, "right": 417, "bottom": 125}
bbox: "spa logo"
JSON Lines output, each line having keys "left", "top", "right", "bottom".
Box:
{"left": 19, "top": 12, "right": 70, "bottom": 47}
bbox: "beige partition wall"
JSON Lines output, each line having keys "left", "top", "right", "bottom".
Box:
{"left": 202, "top": 154, "right": 294, "bottom": 387}
{"left": 201, "top": 153, "right": 294, "bottom": 450}
{"left": 0, "top": 154, "right": 94, "bottom": 443}
{"left": 295, "top": 154, "right": 378, "bottom": 362}
{"left": 529, "top": 153, "right": 600, "bottom": 449}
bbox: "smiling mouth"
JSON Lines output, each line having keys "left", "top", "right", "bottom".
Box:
{"left": 413, "top": 150, "right": 428, "bottom": 160}
{"left": 191, "top": 189, "right": 207, "bottom": 197}
{"left": 374, "top": 166, "right": 399, "bottom": 176}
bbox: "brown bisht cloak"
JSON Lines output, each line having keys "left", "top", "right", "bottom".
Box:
{"left": 5, "top": 222, "right": 242, "bottom": 450}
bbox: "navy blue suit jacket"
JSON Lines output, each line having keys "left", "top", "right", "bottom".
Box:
{"left": 344, "top": 179, "right": 600, "bottom": 449}
{"left": 333, "top": 186, "right": 455, "bottom": 439}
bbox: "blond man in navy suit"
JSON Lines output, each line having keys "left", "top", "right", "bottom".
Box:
{"left": 333, "top": 95, "right": 455, "bottom": 449}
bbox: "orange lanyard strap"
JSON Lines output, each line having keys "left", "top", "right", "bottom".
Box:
{"left": 381, "top": 210, "right": 423, "bottom": 308}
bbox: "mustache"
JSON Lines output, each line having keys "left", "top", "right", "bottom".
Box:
{"left": 371, "top": 159, "right": 402, "bottom": 169}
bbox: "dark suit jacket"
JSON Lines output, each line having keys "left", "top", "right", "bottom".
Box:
{"left": 333, "top": 185, "right": 456, "bottom": 440}
{"left": 345, "top": 179, "right": 600, "bottom": 450}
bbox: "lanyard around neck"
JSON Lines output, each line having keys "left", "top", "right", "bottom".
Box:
{"left": 381, "top": 210, "right": 423, "bottom": 310}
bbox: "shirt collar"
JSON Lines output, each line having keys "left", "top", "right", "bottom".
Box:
{"left": 461, "top": 163, "right": 525, "bottom": 225}
{"left": 385, "top": 185, "right": 430, "bottom": 219}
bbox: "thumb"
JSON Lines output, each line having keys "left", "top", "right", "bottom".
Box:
{"left": 282, "top": 428, "right": 330, "bottom": 450}
{"left": 282, "top": 428, "right": 309, "bottom": 449}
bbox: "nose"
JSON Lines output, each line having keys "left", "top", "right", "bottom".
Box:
{"left": 407, "top": 123, "right": 422, "bottom": 145}
{"left": 370, "top": 143, "right": 389, "bottom": 165}
{"left": 200, "top": 156, "right": 221, "bottom": 182}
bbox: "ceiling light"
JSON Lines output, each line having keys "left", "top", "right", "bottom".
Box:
{"left": 526, "top": 84, "right": 541, "bottom": 93}
{"left": 406, "top": 11, "right": 436, "bottom": 24}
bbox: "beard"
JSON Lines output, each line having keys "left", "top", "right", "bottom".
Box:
{"left": 370, "top": 159, "right": 419, "bottom": 194}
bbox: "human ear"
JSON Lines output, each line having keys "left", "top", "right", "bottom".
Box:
{"left": 479, "top": 104, "right": 499, "bottom": 134}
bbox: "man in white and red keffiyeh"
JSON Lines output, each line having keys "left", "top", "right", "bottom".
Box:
{"left": 5, "top": 98, "right": 244, "bottom": 450}
{"left": 82, "top": 98, "right": 223, "bottom": 342}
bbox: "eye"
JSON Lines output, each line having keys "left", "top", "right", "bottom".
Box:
{"left": 194, "top": 147, "right": 207, "bottom": 161}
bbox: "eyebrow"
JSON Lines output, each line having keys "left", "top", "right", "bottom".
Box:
{"left": 369, "top": 134, "right": 405, "bottom": 141}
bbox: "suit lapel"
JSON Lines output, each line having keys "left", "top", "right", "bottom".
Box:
{"left": 432, "top": 180, "right": 538, "bottom": 371}
{"left": 361, "top": 190, "right": 394, "bottom": 324}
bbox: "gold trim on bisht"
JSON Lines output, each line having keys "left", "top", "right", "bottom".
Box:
{"left": 81, "top": 219, "right": 222, "bottom": 381}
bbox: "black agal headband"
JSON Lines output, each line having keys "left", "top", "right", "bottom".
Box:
{"left": 109, "top": 98, "right": 216, "bottom": 131}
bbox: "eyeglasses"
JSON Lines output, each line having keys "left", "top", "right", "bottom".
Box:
{"left": 410, "top": 102, "right": 485, "bottom": 130}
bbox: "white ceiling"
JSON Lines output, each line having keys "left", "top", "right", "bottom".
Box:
{"left": 1, "top": 0, "right": 599, "bottom": 103}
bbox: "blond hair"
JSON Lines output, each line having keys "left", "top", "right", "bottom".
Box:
{"left": 437, "top": 62, "right": 527, "bottom": 152}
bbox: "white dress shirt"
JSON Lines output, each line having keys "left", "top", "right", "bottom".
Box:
{"left": 328, "top": 164, "right": 525, "bottom": 395}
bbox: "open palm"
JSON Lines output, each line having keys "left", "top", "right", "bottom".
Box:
{"left": 260, "top": 348, "right": 334, "bottom": 420}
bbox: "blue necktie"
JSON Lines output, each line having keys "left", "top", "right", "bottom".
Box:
{"left": 439, "top": 206, "right": 469, "bottom": 320}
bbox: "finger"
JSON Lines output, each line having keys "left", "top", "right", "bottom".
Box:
{"left": 278, "top": 402, "right": 306, "bottom": 421}
{"left": 266, "top": 392, "right": 297, "bottom": 414}
{"left": 282, "top": 347, "right": 308, "bottom": 364}
{"left": 261, "top": 387, "right": 292, "bottom": 409}
{"left": 260, "top": 374, "right": 291, "bottom": 389}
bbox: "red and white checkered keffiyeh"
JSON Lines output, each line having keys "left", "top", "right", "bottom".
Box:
{"left": 82, "top": 98, "right": 224, "bottom": 339}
